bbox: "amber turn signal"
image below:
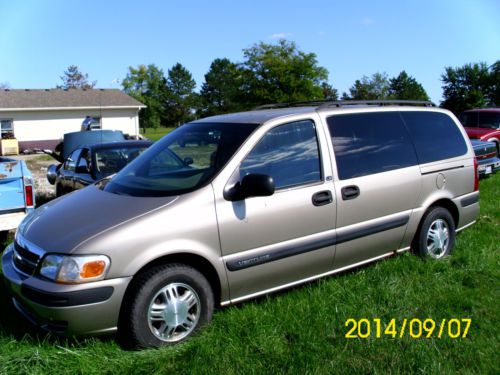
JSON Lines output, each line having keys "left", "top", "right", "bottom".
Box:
{"left": 80, "top": 260, "right": 107, "bottom": 279}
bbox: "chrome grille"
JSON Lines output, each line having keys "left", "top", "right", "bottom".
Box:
{"left": 13, "top": 240, "right": 40, "bottom": 276}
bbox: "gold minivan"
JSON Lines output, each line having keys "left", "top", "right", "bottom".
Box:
{"left": 2, "top": 101, "right": 479, "bottom": 348}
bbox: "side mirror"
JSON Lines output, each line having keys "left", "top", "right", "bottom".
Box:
{"left": 46, "top": 164, "right": 59, "bottom": 185}
{"left": 224, "top": 173, "right": 275, "bottom": 201}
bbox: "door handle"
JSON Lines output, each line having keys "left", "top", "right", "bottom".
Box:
{"left": 341, "top": 185, "right": 360, "bottom": 200}
{"left": 312, "top": 190, "right": 333, "bottom": 206}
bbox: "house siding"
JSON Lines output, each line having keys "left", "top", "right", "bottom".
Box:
{"left": 1, "top": 108, "right": 139, "bottom": 151}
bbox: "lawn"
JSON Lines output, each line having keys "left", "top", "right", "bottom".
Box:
{"left": 140, "top": 127, "right": 174, "bottom": 142}
{"left": 0, "top": 174, "right": 498, "bottom": 374}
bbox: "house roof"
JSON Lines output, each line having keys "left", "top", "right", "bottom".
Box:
{"left": 0, "top": 89, "right": 145, "bottom": 111}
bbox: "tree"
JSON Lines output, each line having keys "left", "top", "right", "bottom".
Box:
{"left": 164, "top": 63, "right": 197, "bottom": 126}
{"left": 240, "top": 40, "right": 329, "bottom": 106}
{"left": 388, "top": 71, "right": 429, "bottom": 101}
{"left": 122, "top": 64, "right": 167, "bottom": 130}
{"left": 321, "top": 82, "right": 339, "bottom": 101}
{"left": 200, "top": 58, "right": 244, "bottom": 116}
{"left": 344, "top": 72, "right": 390, "bottom": 100}
{"left": 440, "top": 62, "right": 493, "bottom": 114}
{"left": 58, "top": 65, "right": 96, "bottom": 89}
{"left": 488, "top": 61, "right": 500, "bottom": 106}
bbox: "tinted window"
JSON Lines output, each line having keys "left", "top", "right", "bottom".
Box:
{"left": 460, "top": 111, "right": 500, "bottom": 129}
{"left": 103, "top": 122, "right": 258, "bottom": 197}
{"left": 95, "top": 146, "right": 149, "bottom": 178}
{"left": 65, "top": 149, "right": 81, "bottom": 171}
{"left": 401, "top": 112, "right": 468, "bottom": 164}
{"left": 459, "top": 112, "right": 477, "bottom": 127}
{"left": 76, "top": 149, "right": 91, "bottom": 172}
{"left": 477, "top": 112, "right": 500, "bottom": 129}
{"left": 240, "top": 120, "right": 321, "bottom": 189}
{"left": 327, "top": 112, "right": 418, "bottom": 180}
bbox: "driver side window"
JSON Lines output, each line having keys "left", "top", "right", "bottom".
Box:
{"left": 64, "top": 149, "right": 81, "bottom": 171}
{"left": 240, "top": 120, "right": 322, "bottom": 190}
{"left": 76, "top": 149, "right": 91, "bottom": 172}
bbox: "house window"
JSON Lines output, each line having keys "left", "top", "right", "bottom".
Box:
{"left": 0, "top": 119, "right": 14, "bottom": 139}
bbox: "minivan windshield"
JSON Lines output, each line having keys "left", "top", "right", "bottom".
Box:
{"left": 101, "top": 122, "right": 259, "bottom": 197}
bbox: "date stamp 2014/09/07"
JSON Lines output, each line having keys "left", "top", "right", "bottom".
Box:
{"left": 345, "top": 318, "right": 471, "bottom": 339}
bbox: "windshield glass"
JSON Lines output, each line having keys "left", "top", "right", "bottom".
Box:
{"left": 94, "top": 146, "right": 149, "bottom": 179}
{"left": 101, "top": 122, "right": 259, "bottom": 197}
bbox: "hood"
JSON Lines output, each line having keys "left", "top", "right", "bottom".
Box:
{"left": 18, "top": 185, "right": 177, "bottom": 253}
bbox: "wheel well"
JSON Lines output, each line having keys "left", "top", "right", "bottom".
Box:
{"left": 131, "top": 253, "right": 222, "bottom": 306}
{"left": 411, "top": 198, "right": 459, "bottom": 254}
{"left": 428, "top": 199, "right": 459, "bottom": 228}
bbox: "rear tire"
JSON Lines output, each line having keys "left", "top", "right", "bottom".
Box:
{"left": 414, "top": 207, "right": 455, "bottom": 259}
{"left": 118, "top": 264, "right": 214, "bottom": 348}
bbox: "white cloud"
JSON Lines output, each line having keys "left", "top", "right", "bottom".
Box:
{"left": 318, "top": 31, "right": 327, "bottom": 37}
{"left": 269, "top": 32, "right": 293, "bottom": 40}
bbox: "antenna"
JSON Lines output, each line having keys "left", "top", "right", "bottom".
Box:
{"left": 99, "top": 88, "right": 103, "bottom": 145}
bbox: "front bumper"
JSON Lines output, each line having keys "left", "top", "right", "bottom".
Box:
{"left": 1, "top": 243, "right": 132, "bottom": 335}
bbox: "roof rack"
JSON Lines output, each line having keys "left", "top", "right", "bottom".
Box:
{"left": 255, "top": 100, "right": 436, "bottom": 110}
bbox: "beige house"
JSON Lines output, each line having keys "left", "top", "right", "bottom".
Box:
{"left": 0, "top": 89, "right": 145, "bottom": 152}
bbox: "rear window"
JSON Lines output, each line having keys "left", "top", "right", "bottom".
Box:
{"left": 327, "top": 112, "right": 418, "bottom": 180}
{"left": 459, "top": 111, "right": 500, "bottom": 129}
{"left": 400, "top": 112, "right": 468, "bottom": 164}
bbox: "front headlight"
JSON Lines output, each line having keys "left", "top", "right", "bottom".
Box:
{"left": 39, "top": 254, "right": 110, "bottom": 284}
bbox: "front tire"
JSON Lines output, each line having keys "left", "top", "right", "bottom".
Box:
{"left": 119, "top": 264, "right": 214, "bottom": 348}
{"left": 414, "top": 207, "right": 456, "bottom": 259}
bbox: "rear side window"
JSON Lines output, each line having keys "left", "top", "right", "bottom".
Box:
{"left": 327, "top": 112, "right": 418, "bottom": 180}
{"left": 400, "top": 112, "right": 468, "bottom": 164}
{"left": 240, "top": 120, "right": 322, "bottom": 189}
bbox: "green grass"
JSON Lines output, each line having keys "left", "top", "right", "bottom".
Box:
{"left": 0, "top": 174, "right": 498, "bottom": 374}
{"left": 140, "top": 127, "right": 175, "bottom": 142}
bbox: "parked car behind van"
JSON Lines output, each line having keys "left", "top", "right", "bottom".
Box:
{"left": 459, "top": 108, "right": 500, "bottom": 156}
{"left": 47, "top": 140, "right": 152, "bottom": 196}
{"left": 2, "top": 101, "right": 479, "bottom": 348}
{"left": 471, "top": 139, "right": 500, "bottom": 177}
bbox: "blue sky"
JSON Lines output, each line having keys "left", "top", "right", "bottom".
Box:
{"left": 1, "top": 0, "right": 499, "bottom": 104}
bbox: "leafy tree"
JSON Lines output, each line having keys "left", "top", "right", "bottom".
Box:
{"left": 58, "top": 65, "right": 96, "bottom": 89}
{"left": 321, "top": 82, "right": 339, "bottom": 101}
{"left": 122, "top": 64, "right": 167, "bottom": 130}
{"left": 240, "top": 40, "right": 329, "bottom": 106}
{"left": 200, "top": 58, "right": 244, "bottom": 116}
{"left": 164, "top": 63, "right": 197, "bottom": 126}
{"left": 388, "top": 71, "right": 429, "bottom": 101}
{"left": 488, "top": 61, "right": 500, "bottom": 106}
{"left": 440, "top": 62, "right": 492, "bottom": 114}
{"left": 344, "top": 72, "right": 390, "bottom": 100}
